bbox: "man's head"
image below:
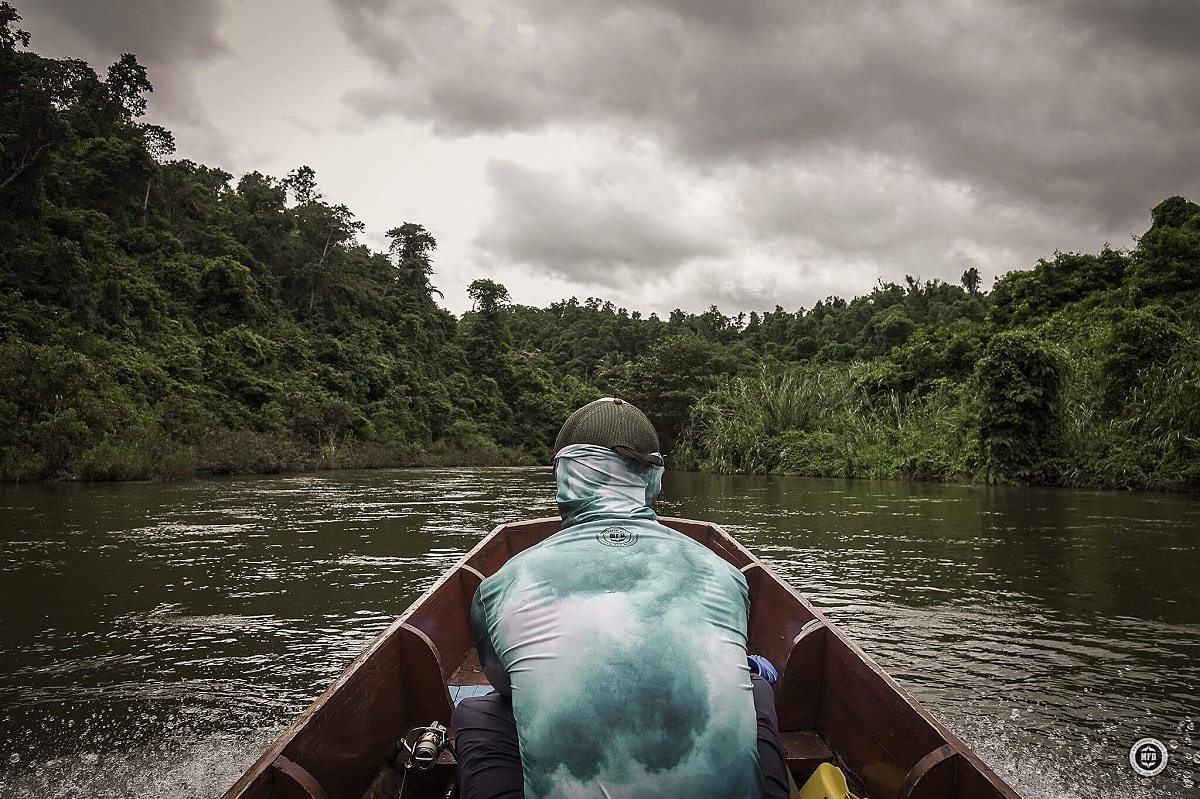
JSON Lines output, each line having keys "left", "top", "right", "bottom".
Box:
{"left": 554, "top": 397, "right": 662, "bottom": 466}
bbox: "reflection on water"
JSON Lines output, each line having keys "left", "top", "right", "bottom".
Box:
{"left": 1, "top": 469, "right": 1197, "bottom": 798}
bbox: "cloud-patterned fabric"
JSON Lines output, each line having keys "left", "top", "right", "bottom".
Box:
{"left": 471, "top": 445, "right": 763, "bottom": 798}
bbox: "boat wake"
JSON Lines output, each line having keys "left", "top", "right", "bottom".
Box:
{"left": 945, "top": 711, "right": 1197, "bottom": 799}
{"left": 0, "top": 726, "right": 280, "bottom": 799}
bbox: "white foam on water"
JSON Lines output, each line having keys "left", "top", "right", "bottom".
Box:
{"left": 0, "top": 727, "right": 281, "bottom": 799}
{"left": 949, "top": 712, "right": 1200, "bottom": 799}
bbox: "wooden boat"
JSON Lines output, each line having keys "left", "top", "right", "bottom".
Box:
{"left": 223, "top": 517, "right": 1022, "bottom": 799}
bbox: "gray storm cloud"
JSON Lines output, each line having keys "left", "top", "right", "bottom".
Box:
{"left": 30, "top": 0, "right": 227, "bottom": 62}
{"left": 472, "top": 149, "right": 1099, "bottom": 310}
{"left": 1060, "top": 0, "right": 1200, "bottom": 55}
{"left": 20, "top": 0, "right": 234, "bottom": 164}
{"left": 335, "top": 0, "right": 1200, "bottom": 231}
{"left": 23, "top": 0, "right": 1200, "bottom": 313}
{"left": 24, "top": 0, "right": 227, "bottom": 120}
{"left": 475, "top": 160, "right": 725, "bottom": 284}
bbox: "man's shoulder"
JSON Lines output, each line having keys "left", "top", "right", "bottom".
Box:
{"left": 516, "top": 518, "right": 748, "bottom": 582}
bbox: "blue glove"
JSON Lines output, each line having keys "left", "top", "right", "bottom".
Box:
{"left": 747, "top": 654, "right": 778, "bottom": 686}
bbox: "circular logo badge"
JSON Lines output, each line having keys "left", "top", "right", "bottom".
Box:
{"left": 1129, "top": 737, "right": 1168, "bottom": 777}
{"left": 597, "top": 526, "right": 638, "bottom": 547}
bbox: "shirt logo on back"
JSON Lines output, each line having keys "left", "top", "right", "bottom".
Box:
{"left": 597, "top": 526, "right": 639, "bottom": 547}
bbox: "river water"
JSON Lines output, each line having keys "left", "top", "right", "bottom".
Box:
{"left": 0, "top": 468, "right": 1197, "bottom": 798}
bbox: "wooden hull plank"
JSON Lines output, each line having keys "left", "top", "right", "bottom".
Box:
{"left": 273, "top": 755, "right": 331, "bottom": 799}
{"left": 899, "top": 744, "right": 959, "bottom": 799}
{"left": 449, "top": 648, "right": 490, "bottom": 686}
{"left": 397, "top": 623, "right": 453, "bottom": 727}
{"left": 404, "top": 567, "right": 479, "bottom": 682}
{"left": 780, "top": 730, "right": 836, "bottom": 780}
{"left": 777, "top": 621, "right": 827, "bottom": 731}
{"left": 223, "top": 620, "right": 408, "bottom": 799}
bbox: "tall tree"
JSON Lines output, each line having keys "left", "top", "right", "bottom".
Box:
{"left": 283, "top": 165, "right": 321, "bottom": 205}
{"left": 387, "top": 223, "right": 440, "bottom": 297}
{"left": 961, "top": 267, "right": 981, "bottom": 296}
{"left": 463, "top": 278, "right": 513, "bottom": 378}
{"left": 104, "top": 53, "right": 152, "bottom": 119}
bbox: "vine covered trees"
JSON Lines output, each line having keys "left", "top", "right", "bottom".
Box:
{"left": 975, "top": 331, "right": 1065, "bottom": 484}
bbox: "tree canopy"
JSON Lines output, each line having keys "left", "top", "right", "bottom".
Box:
{"left": 2, "top": 10, "right": 1198, "bottom": 489}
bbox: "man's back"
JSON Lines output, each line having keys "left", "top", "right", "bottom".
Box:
{"left": 470, "top": 444, "right": 764, "bottom": 799}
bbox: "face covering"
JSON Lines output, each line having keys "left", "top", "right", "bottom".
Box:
{"left": 553, "top": 444, "right": 664, "bottom": 528}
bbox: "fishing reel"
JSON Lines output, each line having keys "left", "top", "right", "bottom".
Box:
{"left": 401, "top": 721, "right": 454, "bottom": 771}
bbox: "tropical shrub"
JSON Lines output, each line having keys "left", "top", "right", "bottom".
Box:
{"left": 975, "top": 330, "right": 1066, "bottom": 484}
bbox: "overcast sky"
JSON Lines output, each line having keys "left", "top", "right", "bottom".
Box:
{"left": 20, "top": 0, "right": 1200, "bottom": 317}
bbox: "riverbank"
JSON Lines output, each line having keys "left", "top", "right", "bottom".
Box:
{"left": 1, "top": 429, "right": 535, "bottom": 483}
{"left": 8, "top": 436, "right": 1196, "bottom": 492}
{"left": 714, "top": 457, "right": 1200, "bottom": 493}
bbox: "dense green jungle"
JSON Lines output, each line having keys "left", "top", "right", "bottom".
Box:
{"left": 2, "top": 6, "right": 1198, "bottom": 489}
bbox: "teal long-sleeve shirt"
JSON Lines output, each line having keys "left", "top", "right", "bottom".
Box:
{"left": 470, "top": 445, "right": 764, "bottom": 799}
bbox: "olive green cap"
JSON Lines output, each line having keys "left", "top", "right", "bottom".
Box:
{"left": 554, "top": 398, "right": 661, "bottom": 465}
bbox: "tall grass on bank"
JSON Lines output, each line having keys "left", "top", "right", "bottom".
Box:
{"left": 677, "top": 365, "right": 976, "bottom": 481}
{"left": 1045, "top": 304, "right": 1200, "bottom": 490}
{"left": 679, "top": 341, "right": 1199, "bottom": 490}
{"left": 1060, "top": 354, "right": 1200, "bottom": 489}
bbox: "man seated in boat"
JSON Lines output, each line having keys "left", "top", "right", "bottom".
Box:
{"left": 453, "top": 397, "right": 790, "bottom": 799}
